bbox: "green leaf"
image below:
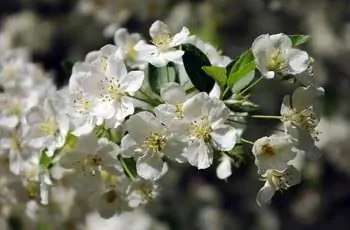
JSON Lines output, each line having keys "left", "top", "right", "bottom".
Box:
{"left": 232, "top": 71, "right": 255, "bottom": 93}
{"left": 148, "top": 63, "right": 178, "bottom": 95}
{"left": 289, "top": 35, "right": 311, "bottom": 47}
{"left": 227, "top": 50, "right": 256, "bottom": 88}
{"left": 40, "top": 150, "right": 53, "bottom": 170}
{"left": 202, "top": 66, "right": 227, "bottom": 90}
{"left": 182, "top": 44, "right": 214, "bottom": 93}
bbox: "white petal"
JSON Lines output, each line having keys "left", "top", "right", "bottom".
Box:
{"left": 170, "top": 27, "right": 190, "bottom": 46}
{"left": 72, "top": 121, "right": 95, "bottom": 136}
{"left": 121, "top": 134, "right": 138, "bottom": 158}
{"left": 114, "top": 96, "right": 134, "bottom": 121}
{"left": 160, "top": 50, "right": 184, "bottom": 64}
{"left": 182, "top": 92, "right": 210, "bottom": 120}
{"left": 160, "top": 82, "right": 186, "bottom": 105}
{"left": 209, "top": 83, "right": 221, "bottom": 99}
{"left": 210, "top": 125, "right": 237, "bottom": 151}
{"left": 106, "top": 56, "right": 127, "bottom": 79}
{"left": 126, "top": 111, "right": 164, "bottom": 144}
{"left": 25, "top": 107, "right": 46, "bottom": 124}
{"left": 136, "top": 153, "right": 168, "bottom": 180}
{"left": 285, "top": 48, "right": 309, "bottom": 75}
{"left": 0, "top": 116, "right": 18, "bottom": 129}
{"left": 283, "top": 165, "right": 302, "bottom": 186}
{"left": 134, "top": 40, "right": 158, "bottom": 53}
{"left": 114, "top": 28, "right": 128, "bottom": 47}
{"left": 183, "top": 140, "right": 213, "bottom": 169}
{"left": 252, "top": 34, "right": 273, "bottom": 76}
{"left": 216, "top": 155, "right": 232, "bottom": 179}
{"left": 256, "top": 181, "right": 276, "bottom": 206}
{"left": 120, "top": 70, "right": 144, "bottom": 94}
{"left": 270, "top": 33, "right": 292, "bottom": 50}
{"left": 149, "top": 20, "right": 170, "bottom": 39}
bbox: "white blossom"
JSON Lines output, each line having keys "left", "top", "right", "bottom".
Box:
{"left": 256, "top": 165, "right": 301, "bottom": 206}
{"left": 252, "top": 33, "right": 309, "bottom": 79}
{"left": 134, "top": 20, "right": 191, "bottom": 67}
{"left": 124, "top": 111, "right": 185, "bottom": 180}
{"left": 24, "top": 97, "right": 69, "bottom": 157}
{"left": 114, "top": 28, "right": 147, "bottom": 69}
{"left": 281, "top": 86, "right": 322, "bottom": 159}
{"left": 252, "top": 134, "right": 298, "bottom": 174}
{"left": 181, "top": 92, "right": 237, "bottom": 169}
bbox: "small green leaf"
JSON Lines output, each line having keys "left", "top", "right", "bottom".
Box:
{"left": 227, "top": 50, "right": 256, "bottom": 88}
{"left": 40, "top": 150, "right": 53, "bottom": 169}
{"left": 289, "top": 35, "right": 311, "bottom": 47}
{"left": 232, "top": 71, "right": 255, "bottom": 93}
{"left": 182, "top": 44, "right": 214, "bottom": 93}
{"left": 148, "top": 63, "right": 178, "bottom": 95}
{"left": 202, "top": 66, "right": 227, "bottom": 90}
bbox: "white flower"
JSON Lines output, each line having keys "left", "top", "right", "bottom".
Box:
{"left": 24, "top": 97, "right": 69, "bottom": 156}
{"left": 124, "top": 111, "right": 185, "bottom": 180}
{"left": 281, "top": 86, "right": 322, "bottom": 159}
{"left": 252, "top": 134, "right": 298, "bottom": 174}
{"left": 252, "top": 33, "right": 309, "bottom": 79}
{"left": 0, "top": 128, "right": 34, "bottom": 175}
{"left": 134, "top": 20, "right": 191, "bottom": 67}
{"left": 84, "top": 45, "right": 118, "bottom": 72}
{"left": 94, "top": 172, "right": 131, "bottom": 218}
{"left": 154, "top": 82, "right": 188, "bottom": 125}
{"left": 59, "top": 134, "right": 123, "bottom": 177}
{"left": 81, "top": 56, "right": 144, "bottom": 127}
{"left": 181, "top": 92, "right": 237, "bottom": 169}
{"left": 216, "top": 154, "right": 232, "bottom": 180}
{"left": 114, "top": 28, "right": 147, "bottom": 69}
{"left": 126, "top": 179, "right": 158, "bottom": 209}
{"left": 68, "top": 63, "right": 105, "bottom": 136}
{"left": 256, "top": 165, "right": 301, "bottom": 206}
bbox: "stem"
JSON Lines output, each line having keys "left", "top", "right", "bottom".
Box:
{"left": 251, "top": 115, "right": 282, "bottom": 120}
{"left": 241, "top": 137, "right": 254, "bottom": 145}
{"left": 129, "top": 94, "right": 158, "bottom": 107}
{"left": 238, "top": 76, "right": 263, "bottom": 96}
{"left": 119, "top": 158, "right": 135, "bottom": 180}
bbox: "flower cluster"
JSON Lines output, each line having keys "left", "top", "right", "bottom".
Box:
{"left": 0, "top": 20, "right": 323, "bottom": 222}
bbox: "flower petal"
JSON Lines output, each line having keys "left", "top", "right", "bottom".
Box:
{"left": 256, "top": 181, "right": 276, "bottom": 206}
{"left": 136, "top": 153, "right": 168, "bottom": 180}
{"left": 210, "top": 124, "right": 237, "bottom": 151}
{"left": 149, "top": 20, "right": 170, "bottom": 39}
{"left": 183, "top": 140, "right": 213, "bottom": 169}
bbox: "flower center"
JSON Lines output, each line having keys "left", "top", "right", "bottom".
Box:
{"left": 127, "top": 41, "right": 137, "bottom": 60}
{"left": 190, "top": 116, "right": 212, "bottom": 141}
{"left": 84, "top": 154, "right": 102, "bottom": 168}
{"left": 282, "top": 107, "right": 319, "bottom": 140}
{"left": 73, "top": 93, "right": 92, "bottom": 115}
{"left": 99, "top": 78, "right": 125, "bottom": 103}
{"left": 266, "top": 170, "right": 289, "bottom": 191}
{"left": 144, "top": 133, "right": 166, "bottom": 153}
{"left": 267, "top": 49, "right": 287, "bottom": 71}
{"left": 175, "top": 103, "right": 183, "bottom": 118}
{"left": 152, "top": 33, "right": 172, "bottom": 51}
{"left": 39, "top": 121, "right": 58, "bottom": 136}
{"left": 261, "top": 143, "right": 276, "bottom": 157}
